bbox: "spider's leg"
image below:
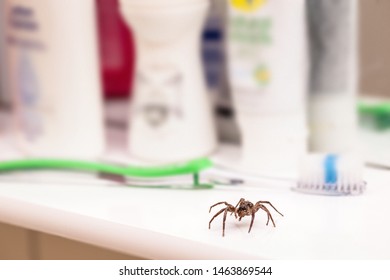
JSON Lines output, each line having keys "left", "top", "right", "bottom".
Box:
{"left": 209, "top": 202, "right": 233, "bottom": 213}
{"left": 257, "top": 207, "right": 271, "bottom": 226}
{"left": 248, "top": 213, "right": 256, "bottom": 233}
{"left": 258, "top": 205, "right": 276, "bottom": 227}
{"left": 234, "top": 198, "right": 245, "bottom": 209}
{"left": 232, "top": 198, "right": 245, "bottom": 218}
{"left": 222, "top": 209, "right": 229, "bottom": 237}
{"left": 266, "top": 212, "right": 271, "bottom": 226}
{"left": 209, "top": 208, "right": 226, "bottom": 229}
{"left": 256, "top": 201, "right": 284, "bottom": 217}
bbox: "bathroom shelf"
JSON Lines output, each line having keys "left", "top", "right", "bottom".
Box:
{"left": 1, "top": 113, "right": 390, "bottom": 259}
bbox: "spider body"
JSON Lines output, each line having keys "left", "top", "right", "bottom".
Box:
{"left": 209, "top": 198, "right": 283, "bottom": 237}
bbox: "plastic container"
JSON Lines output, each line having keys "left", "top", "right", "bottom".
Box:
{"left": 97, "top": 0, "right": 135, "bottom": 99}
{"left": 5, "top": 0, "right": 105, "bottom": 158}
{"left": 202, "top": 0, "right": 240, "bottom": 144}
{"left": 307, "top": 0, "right": 359, "bottom": 154}
{"left": 227, "top": 0, "right": 308, "bottom": 176}
{"left": 120, "top": 0, "right": 217, "bottom": 163}
{"left": 0, "top": 4, "right": 8, "bottom": 106}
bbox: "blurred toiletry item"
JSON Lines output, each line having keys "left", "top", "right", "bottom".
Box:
{"left": 97, "top": 0, "right": 135, "bottom": 99}
{"left": 307, "top": 0, "right": 359, "bottom": 153}
{"left": 0, "top": 4, "right": 9, "bottom": 106}
{"left": 120, "top": 0, "right": 217, "bottom": 163}
{"left": 203, "top": 0, "right": 240, "bottom": 144}
{"left": 295, "top": 153, "right": 366, "bottom": 196}
{"left": 227, "top": 0, "right": 308, "bottom": 176}
{"left": 358, "top": 99, "right": 390, "bottom": 168}
{"left": 209, "top": 147, "right": 365, "bottom": 195}
{"left": 5, "top": 0, "right": 105, "bottom": 158}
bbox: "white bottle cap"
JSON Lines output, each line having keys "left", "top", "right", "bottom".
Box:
{"left": 239, "top": 113, "right": 308, "bottom": 178}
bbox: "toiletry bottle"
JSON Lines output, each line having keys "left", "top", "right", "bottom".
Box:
{"left": 307, "top": 0, "right": 359, "bottom": 154}
{"left": 0, "top": 2, "right": 8, "bottom": 106}
{"left": 203, "top": 0, "right": 240, "bottom": 144}
{"left": 5, "top": 0, "right": 105, "bottom": 159}
{"left": 97, "top": 0, "right": 135, "bottom": 99}
{"left": 227, "top": 0, "right": 308, "bottom": 176}
{"left": 120, "top": 0, "right": 217, "bottom": 163}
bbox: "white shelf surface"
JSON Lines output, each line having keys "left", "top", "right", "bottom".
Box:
{"left": 1, "top": 119, "right": 390, "bottom": 259}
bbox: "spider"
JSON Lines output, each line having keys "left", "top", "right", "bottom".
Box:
{"left": 209, "top": 198, "right": 284, "bottom": 237}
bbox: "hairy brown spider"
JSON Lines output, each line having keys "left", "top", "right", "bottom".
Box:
{"left": 209, "top": 198, "right": 284, "bottom": 237}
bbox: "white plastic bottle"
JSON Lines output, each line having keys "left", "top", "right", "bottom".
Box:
{"left": 227, "top": 0, "right": 308, "bottom": 176}
{"left": 307, "top": 0, "right": 359, "bottom": 154}
{"left": 4, "top": 0, "right": 105, "bottom": 158}
{"left": 120, "top": 0, "right": 217, "bottom": 163}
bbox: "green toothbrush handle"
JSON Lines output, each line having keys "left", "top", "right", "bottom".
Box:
{"left": 0, "top": 158, "right": 213, "bottom": 178}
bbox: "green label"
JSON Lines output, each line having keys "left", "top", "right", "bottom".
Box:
{"left": 229, "top": 16, "right": 272, "bottom": 45}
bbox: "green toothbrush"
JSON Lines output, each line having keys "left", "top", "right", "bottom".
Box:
{"left": 0, "top": 158, "right": 214, "bottom": 189}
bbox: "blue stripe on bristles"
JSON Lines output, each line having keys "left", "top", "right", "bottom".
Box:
{"left": 324, "top": 154, "right": 338, "bottom": 184}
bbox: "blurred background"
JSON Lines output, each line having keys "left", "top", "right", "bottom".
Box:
{"left": 0, "top": 0, "right": 390, "bottom": 259}
{"left": 360, "top": 0, "right": 390, "bottom": 99}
